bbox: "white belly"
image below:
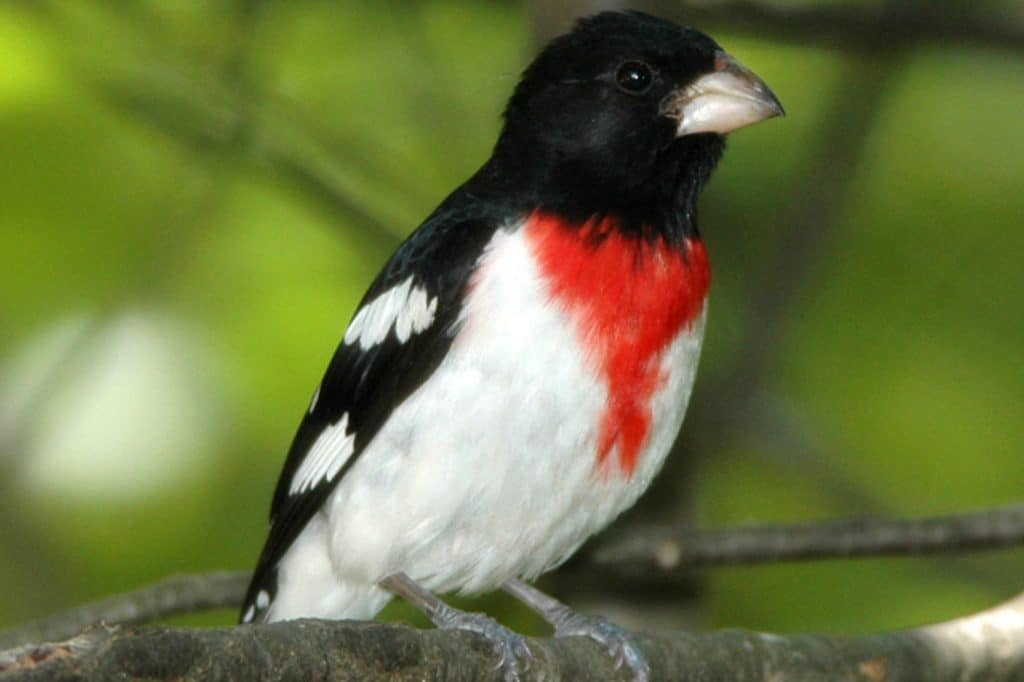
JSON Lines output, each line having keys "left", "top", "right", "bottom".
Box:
{"left": 322, "top": 226, "right": 707, "bottom": 596}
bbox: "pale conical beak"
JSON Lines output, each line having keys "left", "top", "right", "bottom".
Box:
{"left": 665, "top": 50, "right": 784, "bottom": 137}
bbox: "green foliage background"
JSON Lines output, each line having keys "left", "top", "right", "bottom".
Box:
{"left": 1, "top": 1, "right": 1022, "bottom": 637}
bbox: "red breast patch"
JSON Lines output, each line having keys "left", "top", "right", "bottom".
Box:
{"left": 526, "top": 211, "right": 711, "bottom": 477}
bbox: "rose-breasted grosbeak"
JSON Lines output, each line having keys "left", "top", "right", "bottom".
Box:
{"left": 241, "top": 10, "right": 782, "bottom": 680}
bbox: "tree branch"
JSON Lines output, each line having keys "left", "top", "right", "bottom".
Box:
{"left": 591, "top": 504, "right": 1024, "bottom": 577}
{"left": 3, "top": 504, "right": 1023, "bottom": 649}
{"left": 645, "top": 0, "right": 1024, "bottom": 53}
{"left": 0, "top": 573, "right": 248, "bottom": 650}
{"left": 3, "top": 591, "right": 1024, "bottom": 681}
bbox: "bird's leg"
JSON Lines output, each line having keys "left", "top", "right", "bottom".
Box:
{"left": 503, "top": 578, "right": 650, "bottom": 681}
{"left": 379, "top": 572, "right": 532, "bottom": 681}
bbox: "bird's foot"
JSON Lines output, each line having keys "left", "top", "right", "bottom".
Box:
{"left": 553, "top": 610, "right": 649, "bottom": 681}
{"left": 502, "top": 579, "right": 649, "bottom": 681}
{"left": 381, "top": 572, "right": 532, "bottom": 680}
{"left": 432, "top": 604, "right": 533, "bottom": 682}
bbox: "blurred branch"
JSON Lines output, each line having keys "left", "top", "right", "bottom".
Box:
{"left": 3, "top": 592, "right": 1024, "bottom": 681}
{"left": 99, "top": 75, "right": 400, "bottom": 258}
{"left": 529, "top": 1, "right": 629, "bottom": 44}
{"left": 737, "top": 391, "right": 883, "bottom": 512}
{"left": 742, "top": 393, "right": 1024, "bottom": 594}
{"left": 0, "top": 573, "right": 247, "bottom": 651}
{"left": 33, "top": 1, "right": 403, "bottom": 256}
{"left": 5, "top": 503, "right": 1024, "bottom": 647}
{"left": 591, "top": 504, "right": 1024, "bottom": 577}
{"left": 645, "top": 0, "right": 1024, "bottom": 53}
{"left": 701, "top": 47, "right": 904, "bottom": 423}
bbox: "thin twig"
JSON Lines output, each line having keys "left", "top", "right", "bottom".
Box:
{"left": 4, "top": 503, "right": 1024, "bottom": 647}
{"left": 646, "top": 0, "right": 1024, "bottom": 53}
{"left": 0, "top": 572, "right": 248, "bottom": 650}
{"left": 98, "top": 75, "right": 400, "bottom": 259}
{"left": 591, "top": 504, "right": 1024, "bottom": 576}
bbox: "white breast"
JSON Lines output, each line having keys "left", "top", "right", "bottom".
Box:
{"left": 268, "top": 224, "right": 706, "bottom": 621}
{"left": 331, "top": 224, "right": 705, "bottom": 585}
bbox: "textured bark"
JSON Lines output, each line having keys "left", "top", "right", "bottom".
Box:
{"left": 2, "top": 591, "right": 1024, "bottom": 682}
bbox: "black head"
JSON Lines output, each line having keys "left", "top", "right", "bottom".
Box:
{"left": 490, "top": 11, "right": 783, "bottom": 239}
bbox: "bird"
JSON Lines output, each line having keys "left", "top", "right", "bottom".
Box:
{"left": 240, "top": 10, "right": 782, "bottom": 680}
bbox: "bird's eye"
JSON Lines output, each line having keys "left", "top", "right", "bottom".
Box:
{"left": 615, "top": 61, "right": 654, "bottom": 95}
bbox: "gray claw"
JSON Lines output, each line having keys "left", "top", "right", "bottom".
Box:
{"left": 435, "top": 608, "right": 532, "bottom": 681}
{"left": 556, "top": 613, "right": 650, "bottom": 682}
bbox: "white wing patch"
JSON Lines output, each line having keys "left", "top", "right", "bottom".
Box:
{"left": 343, "top": 276, "right": 438, "bottom": 349}
{"left": 289, "top": 413, "right": 356, "bottom": 495}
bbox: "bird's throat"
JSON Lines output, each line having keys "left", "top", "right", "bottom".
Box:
{"left": 525, "top": 211, "right": 711, "bottom": 476}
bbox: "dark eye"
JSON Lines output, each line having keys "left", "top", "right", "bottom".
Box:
{"left": 615, "top": 61, "right": 654, "bottom": 95}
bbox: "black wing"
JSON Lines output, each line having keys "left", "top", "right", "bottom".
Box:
{"left": 240, "top": 201, "right": 504, "bottom": 623}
